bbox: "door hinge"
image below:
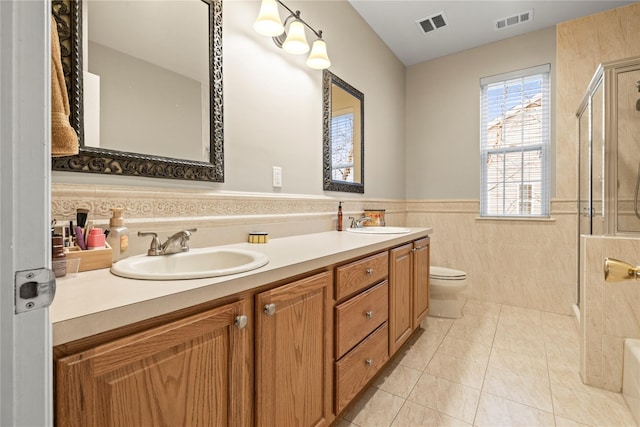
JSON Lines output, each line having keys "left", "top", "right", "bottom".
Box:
{"left": 15, "top": 268, "right": 56, "bottom": 314}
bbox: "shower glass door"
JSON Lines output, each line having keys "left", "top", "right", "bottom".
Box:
{"left": 616, "top": 68, "right": 640, "bottom": 233}
{"left": 576, "top": 57, "right": 640, "bottom": 308}
{"left": 577, "top": 76, "right": 603, "bottom": 307}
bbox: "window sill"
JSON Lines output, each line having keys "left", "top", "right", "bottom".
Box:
{"left": 475, "top": 216, "right": 556, "bottom": 222}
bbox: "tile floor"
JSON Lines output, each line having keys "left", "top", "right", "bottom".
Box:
{"left": 337, "top": 300, "right": 638, "bottom": 427}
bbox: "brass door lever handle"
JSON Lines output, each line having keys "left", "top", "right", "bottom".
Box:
{"left": 603, "top": 258, "right": 640, "bottom": 282}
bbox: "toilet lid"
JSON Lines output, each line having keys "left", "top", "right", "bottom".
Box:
{"left": 430, "top": 266, "right": 466, "bottom": 280}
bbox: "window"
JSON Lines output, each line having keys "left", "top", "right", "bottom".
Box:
{"left": 331, "top": 109, "right": 354, "bottom": 182}
{"left": 480, "top": 64, "right": 550, "bottom": 217}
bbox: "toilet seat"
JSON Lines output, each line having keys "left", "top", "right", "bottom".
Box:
{"left": 430, "top": 266, "right": 466, "bottom": 281}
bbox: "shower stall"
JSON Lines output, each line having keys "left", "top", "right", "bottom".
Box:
{"left": 576, "top": 56, "right": 640, "bottom": 306}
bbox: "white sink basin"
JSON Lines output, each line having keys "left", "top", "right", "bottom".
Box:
{"left": 345, "top": 226, "right": 411, "bottom": 234}
{"left": 111, "top": 247, "right": 269, "bottom": 280}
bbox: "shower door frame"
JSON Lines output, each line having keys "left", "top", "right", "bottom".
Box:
{"left": 576, "top": 56, "right": 640, "bottom": 307}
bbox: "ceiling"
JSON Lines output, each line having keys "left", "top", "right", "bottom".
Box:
{"left": 347, "top": 1, "right": 636, "bottom": 66}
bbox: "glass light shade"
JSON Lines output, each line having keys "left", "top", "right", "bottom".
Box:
{"left": 254, "top": 0, "right": 284, "bottom": 37}
{"left": 306, "top": 39, "right": 331, "bottom": 69}
{"left": 282, "top": 20, "right": 309, "bottom": 54}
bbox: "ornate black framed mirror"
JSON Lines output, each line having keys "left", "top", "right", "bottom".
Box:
{"left": 323, "top": 70, "right": 364, "bottom": 193}
{"left": 51, "top": 0, "right": 223, "bottom": 182}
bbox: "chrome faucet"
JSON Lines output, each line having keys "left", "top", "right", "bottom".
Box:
{"left": 349, "top": 216, "right": 372, "bottom": 228}
{"left": 138, "top": 229, "right": 197, "bottom": 256}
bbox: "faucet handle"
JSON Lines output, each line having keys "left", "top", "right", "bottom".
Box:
{"left": 138, "top": 231, "right": 161, "bottom": 256}
{"left": 175, "top": 228, "right": 197, "bottom": 251}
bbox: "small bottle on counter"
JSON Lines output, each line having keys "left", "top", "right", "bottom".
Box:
{"left": 52, "top": 236, "right": 67, "bottom": 278}
{"left": 106, "top": 208, "right": 129, "bottom": 262}
{"left": 337, "top": 201, "right": 343, "bottom": 231}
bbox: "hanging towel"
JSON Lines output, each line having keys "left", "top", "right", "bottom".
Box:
{"left": 51, "top": 16, "right": 79, "bottom": 157}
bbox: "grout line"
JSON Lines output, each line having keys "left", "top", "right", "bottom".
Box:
{"left": 541, "top": 314, "right": 559, "bottom": 425}
{"left": 471, "top": 301, "right": 503, "bottom": 426}
{"left": 349, "top": 303, "right": 615, "bottom": 426}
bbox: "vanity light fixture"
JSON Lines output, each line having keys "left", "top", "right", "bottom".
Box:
{"left": 254, "top": 0, "right": 331, "bottom": 70}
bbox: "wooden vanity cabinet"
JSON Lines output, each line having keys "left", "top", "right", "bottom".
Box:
{"left": 54, "top": 299, "right": 253, "bottom": 427}
{"left": 389, "top": 243, "right": 414, "bottom": 354}
{"left": 255, "top": 271, "right": 333, "bottom": 427}
{"left": 53, "top": 234, "right": 430, "bottom": 426}
{"left": 389, "top": 237, "right": 430, "bottom": 354}
{"left": 334, "top": 253, "right": 390, "bottom": 414}
{"left": 412, "top": 237, "right": 430, "bottom": 328}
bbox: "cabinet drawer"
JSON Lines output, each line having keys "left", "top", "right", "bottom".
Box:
{"left": 335, "top": 281, "right": 388, "bottom": 358}
{"left": 335, "top": 322, "right": 389, "bottom": 414}
{"left": 336, "top": 251, "right": 388, "bottom": 300}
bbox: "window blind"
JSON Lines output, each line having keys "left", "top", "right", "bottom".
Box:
{"left": 480, "top": 64, "right": 550, "bottom": 217}
{"left": 331, "top": 110, "right": 354, "bottom": 182}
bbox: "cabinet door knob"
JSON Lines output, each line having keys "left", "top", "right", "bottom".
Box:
{"left": 366, "top": 268, "right": 374, "bottom": 275}
{"left": 365, "top": 311, "right": 374, "bottom": 319}
{"left": 365, "top": 359, "right": 373, "bottom": 367}
{"left": 263, "top": 303, "right": 276, "bottom": 316}
{"left": 235, "top": 315, "right": 248, "bottom": 329}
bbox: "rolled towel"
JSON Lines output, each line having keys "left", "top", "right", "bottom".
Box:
{"left": 51, "top": 16, "right": 79, "bottom": 157}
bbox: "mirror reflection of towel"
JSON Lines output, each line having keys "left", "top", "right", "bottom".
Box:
{"left": 51, "top": 16, "right": 78, "bottom": 157}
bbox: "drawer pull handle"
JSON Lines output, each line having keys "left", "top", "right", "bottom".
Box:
{"left": 365, "top": 311, "right": 374, "bottom": 319}
{"left": 235, "top": 315, "right": 248, "bottom": 329}
{"left": 263, "top": 303, "right": 276, "bottom": 316}
{"left": 365, "top": 359, "right": 373, "bottom": 367}
{"left": 366, "top": 268, "right": 374, "bottom": 275}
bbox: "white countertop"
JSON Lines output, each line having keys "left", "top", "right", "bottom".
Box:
{"left": 51, "top": 228, "right": 431, "bottom": 346}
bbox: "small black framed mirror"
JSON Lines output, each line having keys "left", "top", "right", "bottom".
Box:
{"left": 51, "top": 0, "right": 223, "bottom": 182}
{"left": 323, "top": 70, "right": 364, "bottom": 193}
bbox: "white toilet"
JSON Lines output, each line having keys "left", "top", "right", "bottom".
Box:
{"left": 429, "top": 266, "right": 468, "bottom": 319}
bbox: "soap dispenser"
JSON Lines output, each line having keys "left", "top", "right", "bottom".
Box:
{"left": 337, "top": 201, "right": 343, "bottom": 231}
{"left": 106, "top": 208, "right": 129, "bottom": 262}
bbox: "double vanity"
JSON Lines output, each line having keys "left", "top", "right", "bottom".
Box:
{"left": 52, "top": 227, "right": 431, "bottom": 426}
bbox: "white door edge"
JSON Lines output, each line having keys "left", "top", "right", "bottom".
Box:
{"left": 0, "top": 1, "right": 53, "bottom": 426}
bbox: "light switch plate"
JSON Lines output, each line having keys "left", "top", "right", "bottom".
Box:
{"left": 272, "top": 166, "right": 282, "bottom": 188}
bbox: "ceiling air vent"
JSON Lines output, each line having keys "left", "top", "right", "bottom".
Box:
{"left": 495, "top": 9, "right": 533, "bottom": 31}
{"left": 416, "top": 12, "right": 448, "bottom": 34}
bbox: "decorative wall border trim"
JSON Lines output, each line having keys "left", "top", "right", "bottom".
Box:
{"left": 52, "top": 185, "right": 580, "bottom": 223}
{"left": 51, "top": 184, "right": 407, "bottom": 222}
{"left": 406, "top": 199, "right": 578, "bottom": 215}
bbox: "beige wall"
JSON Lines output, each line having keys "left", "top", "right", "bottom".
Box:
{"left": 405, "top": 26, "right": 556, "bottom": 200}
{"left": 403, "top": 3, "right": 640, "bottom": 316}
{"left": 407, "top": 200, "right": 577, "bottom": 315}
{"left": 556, "top": 3, "right": 640, "bottom": 392}
{"left": 404, "top": 27, "right": 576, "bottom": 314}
{"left": 580, "top": 236, "right": 640, "bottom": 392}
{"left": 54, "top": 1, "right": 407, "bottom": 199}
{"left": 556, "top": 3, "right": 640, "bottom": 200}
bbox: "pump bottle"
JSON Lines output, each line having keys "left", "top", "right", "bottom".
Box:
{"left": 337, "top": 201, "right": 343, "bottom": 231}
{"left": 107, "top": 208, "right": 129, "bottom": 262}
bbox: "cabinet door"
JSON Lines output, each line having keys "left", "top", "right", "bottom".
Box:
{"left": 255, "top": 271, "right": 333, "bottom": 427}
{"left": 413, "top": 237, "right": 430, "bottom": 328}
{"left": 389, "top": 243, "right": 413, "bottom": 354}
{"left": 55, "top": 300, "right": 252, "bottom": 427}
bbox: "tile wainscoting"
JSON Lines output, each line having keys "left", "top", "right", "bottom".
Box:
{"left": 580, "top": 235, "right": 640, "bottom": 392}
{"left": 52, "top": 186, "right": 582, "bottom": 315}
{"left": 406, "top": 199, "right": 578, "bottom": 316}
